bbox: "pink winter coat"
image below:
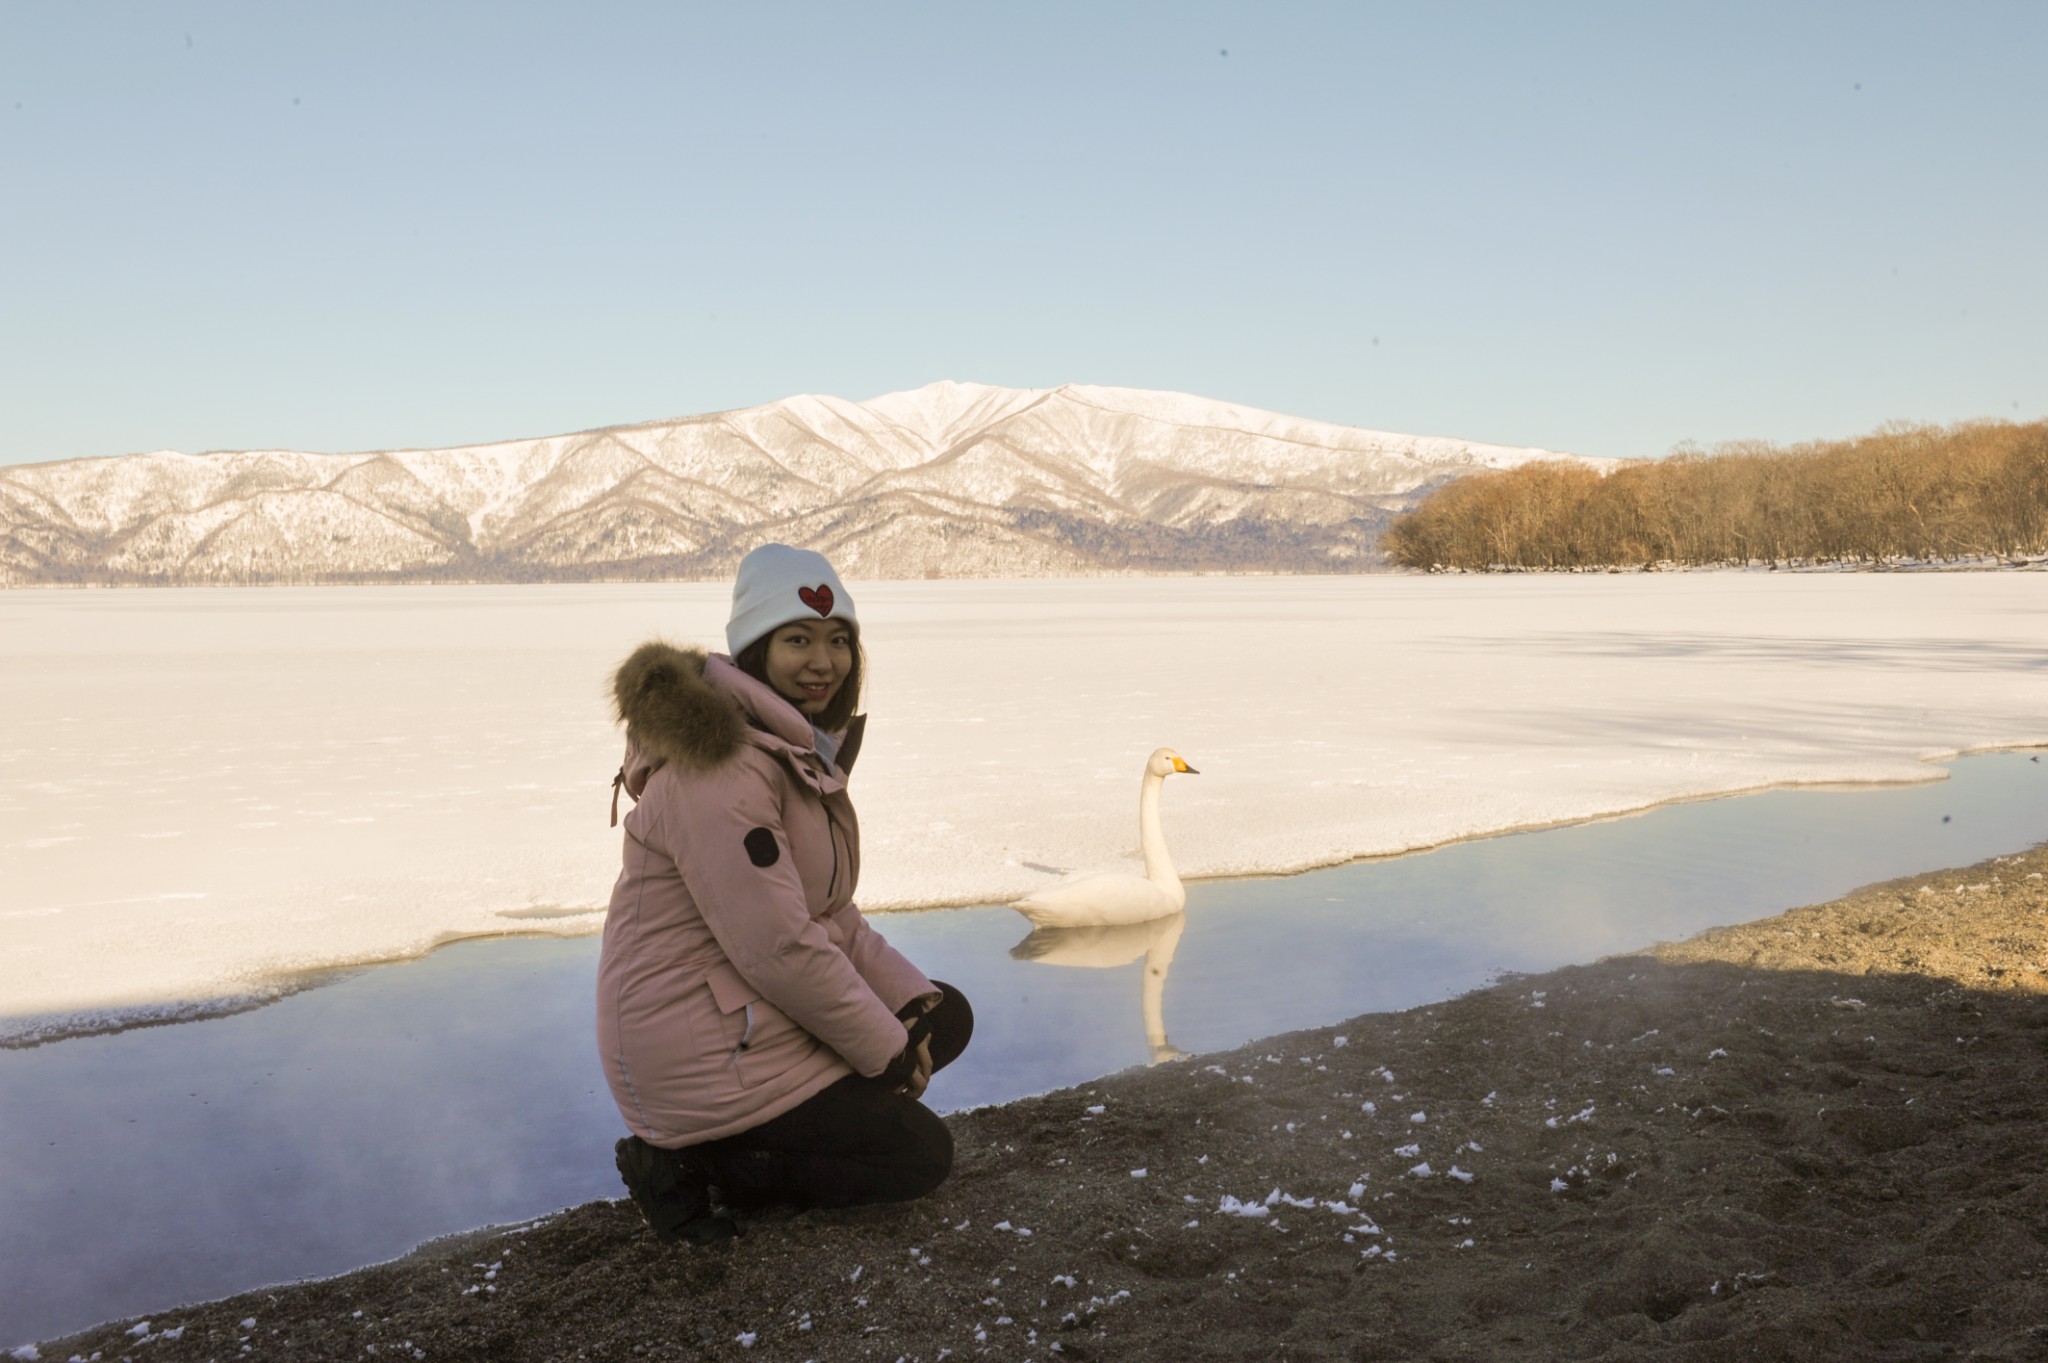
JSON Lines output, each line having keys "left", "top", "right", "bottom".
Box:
{"left": 597, "top": 643, "right": 938, "bottom": 1147}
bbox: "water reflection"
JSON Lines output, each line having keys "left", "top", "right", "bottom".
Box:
{"left": 1011, "top": 914, "right": 1189, "bottom": 1065}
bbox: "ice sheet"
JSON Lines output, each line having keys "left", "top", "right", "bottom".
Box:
{"left": 2, "top": 575, "right": 2044, "bottom": 1044}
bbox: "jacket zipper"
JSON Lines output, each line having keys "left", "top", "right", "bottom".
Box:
{"left": 823, "top": 803, "right": 841, "bottom": 900}
{"left": 732, "top": 1002, "right": 755, "bottom": 1067}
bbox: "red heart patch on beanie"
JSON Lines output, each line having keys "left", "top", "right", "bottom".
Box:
{"left": 798, "top": 584, "right": 834, "bottom": 617}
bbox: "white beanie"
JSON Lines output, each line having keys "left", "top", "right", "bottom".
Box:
{"left": 725, "top": 543, "right": 858, "bottom": 657}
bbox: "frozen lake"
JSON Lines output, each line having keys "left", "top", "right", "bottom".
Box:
{"left": 4, "top": 575, "right": 2047, "bottom": 1045}
{"left": 3, "top": 748, "right": 2044, "bottom": 1347}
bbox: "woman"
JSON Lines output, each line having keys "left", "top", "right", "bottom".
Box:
{"left": 598, "top": 543, "right": 972, "bottom": 1243}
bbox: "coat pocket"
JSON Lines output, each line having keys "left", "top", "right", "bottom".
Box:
{"left": 703, "top": 961, "right": 767, "bottom": 1087}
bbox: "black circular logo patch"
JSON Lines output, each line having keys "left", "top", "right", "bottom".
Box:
{"left": 743, "top": 827, "right": 780, "bottom": 868}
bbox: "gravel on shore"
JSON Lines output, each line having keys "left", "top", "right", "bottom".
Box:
{"left": 31, "top": 842, "right": 2048, "bottom": 1363}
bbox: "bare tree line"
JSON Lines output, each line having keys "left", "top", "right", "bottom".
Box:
{"left": 1381, "top": 419, "right": 2048, "bottom": 571}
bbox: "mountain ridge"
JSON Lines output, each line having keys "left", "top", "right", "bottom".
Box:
{"left": 0, "top": 381, "right": 1619, "bottom": 584}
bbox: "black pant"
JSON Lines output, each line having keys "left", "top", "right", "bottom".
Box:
{"left": 697, "top": 981, "right": 972, "bottom": 1211}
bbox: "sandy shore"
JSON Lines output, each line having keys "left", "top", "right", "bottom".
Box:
{"left": 31, "top": 841, "right": 2048, "bottom": 1362}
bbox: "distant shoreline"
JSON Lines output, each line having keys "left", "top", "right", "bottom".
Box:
{"left": 8, "top": 555, "right": 2047, "bottom": 589}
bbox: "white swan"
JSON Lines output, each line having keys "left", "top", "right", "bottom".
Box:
{"left": 1010, "top": 748, "right": 1198, "bottom": 929}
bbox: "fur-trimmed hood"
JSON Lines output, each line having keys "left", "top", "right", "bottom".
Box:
{"left": 610, "top": 642, "right": 858, "bottom": 808}
{"left": 610, "top": 642, "right": 751, "bottom": 773}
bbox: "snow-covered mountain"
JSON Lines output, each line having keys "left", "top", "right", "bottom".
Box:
{"left": 0, "top": 382, "right": 1615, "bottom": 584}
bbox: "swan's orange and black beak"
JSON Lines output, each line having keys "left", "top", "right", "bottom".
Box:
{"left": 1172, "top": 758, "right": 1199, "bottom": 775}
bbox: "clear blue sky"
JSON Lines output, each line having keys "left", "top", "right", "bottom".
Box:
{"left": 3, "top": 1, "right": 2042, "bottom": 467}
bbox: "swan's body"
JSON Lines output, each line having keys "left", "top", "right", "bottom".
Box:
{"left": 1011, "top": 748, "right": 1196, "bottom": 929}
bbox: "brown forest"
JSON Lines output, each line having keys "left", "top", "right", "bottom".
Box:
{"left": 1381, "top": 419, "right": 2048, "bottom": 571}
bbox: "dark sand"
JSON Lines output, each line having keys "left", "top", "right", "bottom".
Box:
{"left": 34, "top": 843, "right": 2048, "bottom": 1362}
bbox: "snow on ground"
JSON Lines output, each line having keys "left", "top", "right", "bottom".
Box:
{"left": 1, "top": 575, "right": 2044, "bottom": 1044}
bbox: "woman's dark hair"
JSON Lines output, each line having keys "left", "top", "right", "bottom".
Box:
{"left": 734, "top": 620, "right": 865, "bottom": 732}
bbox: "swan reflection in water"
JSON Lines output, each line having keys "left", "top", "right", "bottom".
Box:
{"left": 1010, "top": 912, "right": 1189, "bottom": 1065}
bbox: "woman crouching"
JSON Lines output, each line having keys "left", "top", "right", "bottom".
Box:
{"left": 598, "top": 544, "right": 971, "bottom": 1243}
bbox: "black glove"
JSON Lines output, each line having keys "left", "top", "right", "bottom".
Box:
{"left": 877, "top": 1009, "right": 937, "bottom": 1088}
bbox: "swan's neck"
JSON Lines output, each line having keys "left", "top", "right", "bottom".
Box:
{"left": 1139, "top": 770, "right": 1184, "bottom": 908}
